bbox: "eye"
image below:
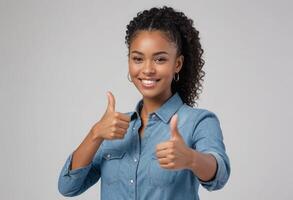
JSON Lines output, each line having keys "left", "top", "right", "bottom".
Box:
{"left": 132, "top": 56, "right": 143, "bottom": 63}
{"left": 154, "top": 57, "right": 167, "bottom": 64}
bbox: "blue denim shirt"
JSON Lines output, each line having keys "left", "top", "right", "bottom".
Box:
{"left": 58, "top": 92, "right": 230, "bottom": 200}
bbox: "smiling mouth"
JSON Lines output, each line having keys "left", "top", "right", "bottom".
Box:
{"left": 138, "top": 78, "right": 160, "bottom": 87}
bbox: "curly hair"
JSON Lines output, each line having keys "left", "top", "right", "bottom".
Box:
{"left": 125, "top": 6, "right": 205, "bottom": 107}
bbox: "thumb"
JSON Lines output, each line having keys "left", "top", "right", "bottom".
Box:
{"left": 106, "top": 91, "right": 115, "bottom": 113}
{"left": 170, "top": 114, "right": 181, "bottom": 140}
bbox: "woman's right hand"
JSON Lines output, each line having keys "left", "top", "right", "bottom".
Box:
{"left": 90, "top": 91, "right": 131, "bottom": 141}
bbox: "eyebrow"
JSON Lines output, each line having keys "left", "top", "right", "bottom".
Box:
{"left": 130, "top": 50, "right": 169, "bottom": 56}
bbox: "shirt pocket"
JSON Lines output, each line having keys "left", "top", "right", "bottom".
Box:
{"left": 148, "top": 153, "right": 178, "bottom": 188}
{"left": 101, "top": 149, "right": 126, "bottom": 185}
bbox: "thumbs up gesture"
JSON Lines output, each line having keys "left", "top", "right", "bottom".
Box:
{"left": 156, "top": 114, "right": 193, "bottom": 170}
{"left": 90, "top": 91, "right": 131, "bottom": 141}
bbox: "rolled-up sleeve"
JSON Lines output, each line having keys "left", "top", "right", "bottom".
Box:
{"left": 58, "top": 150, "right": 102, "bottom": 197}
{"left": 192, "top": 110, "right": 231, "bottom": 191}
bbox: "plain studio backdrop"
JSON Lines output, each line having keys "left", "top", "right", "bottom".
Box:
{"left": 1, "top": 0, "right": 292, "bottom": 199}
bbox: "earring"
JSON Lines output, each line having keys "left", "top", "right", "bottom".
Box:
{"left": 127, "top": 72, "right": 133, "bottom": 82}
{"left": 174, "top": 72, "right": 179, "bottom": 82}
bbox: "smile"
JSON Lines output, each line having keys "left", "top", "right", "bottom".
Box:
{"left": 139, "top": 78, "right": 160, "bottom": 88}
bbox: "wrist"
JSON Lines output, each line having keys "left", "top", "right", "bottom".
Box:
{"left": 90, "top": 125, "right": 104, "bottom": 143}
{"left": 186, "top": 148, "right": 198, "bottom": 171}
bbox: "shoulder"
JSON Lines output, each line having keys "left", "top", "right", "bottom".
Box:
{"left": 178, "top": 103, "right": 220, "bottom": 124}
{"left": 178, "top": 104, "right": 223, "bottom": 141}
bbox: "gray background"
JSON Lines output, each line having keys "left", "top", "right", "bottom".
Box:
{"left": 1, "top": 0, "right": 292, "bottom": 199}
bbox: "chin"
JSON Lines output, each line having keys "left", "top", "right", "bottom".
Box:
{"left": 138, "top": 89, "right": 157, "bottom": 97}
{"left": 139, "top": 89, "right": 171, "bottom": 101}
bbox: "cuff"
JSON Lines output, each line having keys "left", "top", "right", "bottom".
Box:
{"left": 61, "top": 152, "right": 92, "bottom": 177}
{"left": 198, "top": 151, "right": 229, "bottom": 191}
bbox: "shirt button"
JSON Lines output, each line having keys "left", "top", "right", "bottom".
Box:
{"left": 132, "top": 127, "right": 135, "bottom": 130}
{"left": 130, "top": 179, "right": 134, "bottom": 184}
{"left": 106, "top": 154, "right": 111, "bottom": 159}
{"left": 134, "top": 158, "right": 137, "bottom": 162}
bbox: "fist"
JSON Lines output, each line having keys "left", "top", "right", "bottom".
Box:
{"left": 91, "top": 91, "right": 131, "bottom": 140}
{"left": 156, "top": 114, "right": 192, "bottom": 170}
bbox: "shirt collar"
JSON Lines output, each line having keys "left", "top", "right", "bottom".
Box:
{"left": 130, "top": 92, "right": 184, "bottom": 124}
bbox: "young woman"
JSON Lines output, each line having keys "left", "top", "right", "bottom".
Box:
{"left": 58, "top": 6, "right": 230, "bottom": 200}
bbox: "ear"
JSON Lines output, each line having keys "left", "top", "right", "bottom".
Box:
{"left": 175, "top": 55, "right": 184, "bottom": 73}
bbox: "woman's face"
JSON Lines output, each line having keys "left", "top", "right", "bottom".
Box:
{"left": 128, "top": 30, "right": 183, "bottom": 101}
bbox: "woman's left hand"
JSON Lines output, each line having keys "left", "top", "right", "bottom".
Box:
{"left": 156, "top": 114, "right": 193, "bottom": 170}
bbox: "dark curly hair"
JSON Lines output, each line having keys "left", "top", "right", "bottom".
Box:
{"left": 125, "top": 6, "right": 205, "bottom": 107}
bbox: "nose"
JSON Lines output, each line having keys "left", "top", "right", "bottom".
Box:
{"left": 142, "top": 60, "right": 155, "bottom": 75}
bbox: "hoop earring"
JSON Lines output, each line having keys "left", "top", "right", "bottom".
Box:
{"left": 127, "top": 72, "right": 133, "bottom": 82}
{"left": 174, "top": 73, "right": 179, "bottom": 82}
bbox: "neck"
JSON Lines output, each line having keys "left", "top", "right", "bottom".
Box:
{"left": 140, "top": 91, "right": 173, "bottom": 119}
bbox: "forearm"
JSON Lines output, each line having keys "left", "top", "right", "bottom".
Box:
{"left": 71, "top": 128, "right": 104, "bottom": 170}
{"left": 187, "top": 149, "right": 217, "bottom": 182}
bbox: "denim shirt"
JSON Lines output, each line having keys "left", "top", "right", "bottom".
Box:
{"left": 58, "top": 92, "right": 230, "bottom": 200}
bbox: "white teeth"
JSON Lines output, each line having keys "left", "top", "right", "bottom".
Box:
{"left": 141, "top": 79, "right": 156, "bottom": 86}
{"left": 142, "top": 80, "right": 155, "bottom": 84}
